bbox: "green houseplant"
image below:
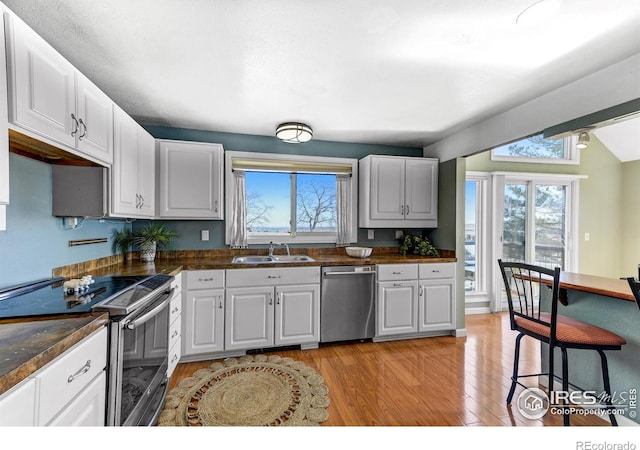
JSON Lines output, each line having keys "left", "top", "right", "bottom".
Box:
{"left": 399, "top": 233, "right": 440, "bottom": 257}
{"left": 112, "top": 223, "right": 179, "bottom": 262}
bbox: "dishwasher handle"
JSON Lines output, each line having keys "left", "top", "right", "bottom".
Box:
{"left": 323, "top": 270, "right": 376, "bottom": 276}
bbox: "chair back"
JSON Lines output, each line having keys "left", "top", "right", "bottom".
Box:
{"left": 626, "top": 277, "right": 640, "bottom": 310}
{"left": 498, "top": 259, "right": 561, "bottom": 341}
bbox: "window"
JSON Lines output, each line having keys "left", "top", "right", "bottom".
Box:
{"left": 225, "top": 151, "right": 358, "bottom": 245}
{"left": 245, "top": 172, "right": 337, "bottom": 236}
{"left": 491, "top": 133, "right": 579, "bottom": 164}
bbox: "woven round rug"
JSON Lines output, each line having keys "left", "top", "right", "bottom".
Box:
{"left": 157, "top": 354, "right": 330, "bottom": 426}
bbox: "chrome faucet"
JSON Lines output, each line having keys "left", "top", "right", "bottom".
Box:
{"left": 281, "top": 243, "right": 290, "bottom": 256}
{"left": 268, "top": 242, "right": 290, "bottom": 256}
{"left": 268, "top": 242, "right": 275, "bottom": 256}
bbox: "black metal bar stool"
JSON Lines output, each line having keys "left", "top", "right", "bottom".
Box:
{"left": 498, "top": 259, "right": 626, "bottom": 426}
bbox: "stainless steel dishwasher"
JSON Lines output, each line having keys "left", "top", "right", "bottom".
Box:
{"left": 320, "top": 265, "right": 376, "bottom": 343}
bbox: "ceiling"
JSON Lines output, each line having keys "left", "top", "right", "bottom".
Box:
{"left": 3, "top": 0, "right": 640, "bottom": 152}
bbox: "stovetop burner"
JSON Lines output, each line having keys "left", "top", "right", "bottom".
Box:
{"left": 0, "top": 275, "right": 153, "bottom": 319}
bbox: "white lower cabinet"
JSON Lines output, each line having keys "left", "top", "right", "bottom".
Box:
{"left": 376, "top": 264, "right": 419, "bottom": 337}
{"left": 418, "top": 263, "right": 456, "bottom": 332}
{"left": 0, "top": 326, "right": 108, "bottom": 426}
{"left": 225, "top": 267, "right": 320, "bottom": 351}
{"left": 0, "top": 377, "right": 36, "bottom": 426}
{"left": 182, "top": 270, "right": 226, "bottom": 356}
{"left": 376, "top": 263, "right": 456, "bottom": 338}
{"left": 167, "top": 273, "right": 183, "bottom": 378}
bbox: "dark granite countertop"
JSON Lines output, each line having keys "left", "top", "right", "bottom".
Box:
{"left": 0, "top": 313, "right": 108, "bottom": 396}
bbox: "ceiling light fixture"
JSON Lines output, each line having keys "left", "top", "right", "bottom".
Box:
{"left": 577, "top": 131, "right": 590, "bottom": 149}
{"left": 275, "top": 122, "right": 313, "bottom": 144}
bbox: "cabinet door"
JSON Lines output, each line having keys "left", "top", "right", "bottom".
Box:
{"left": 225, "top": 287, "right": 274, "bottom": 351}
{"left": 158, "top": 140, "right": 223, "bottom": 219}
{"left": 136, "top": 127, "right": 156, "bottom": 217}
{"left": 7, "top": 14, "right": 75, "bottom": 148}
{"left": 47, "top": 371, "right": 106, "bottom": 426}
{"left": 275, "top": 284, "right": 320, "bottom": 346}
{"left": 405, "top": 159, "right": 438, "bottom": 221}
{"left": 418, "top": 279, "right": 455, "bottom": 332}
{"left": 370, "top": 156, "right": 405, "bottom": 220}
{"left": 182, "top": 288, "right": 225, "bottom": 355}
{"left": 76, "top": 73, "right": 113, "bottom": 164}
{"left": 112, "top": 107, "right": 140, "bottom": 216}
{"left": 376, "top": 280, "right": 418, "bottom": 337}
{"left": 0, "top": 14, "right": 9, "bottom": 206}
{"left": 0, "top": 377, "right": 36, "bottom": 426}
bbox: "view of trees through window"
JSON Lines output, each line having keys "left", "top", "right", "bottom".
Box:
{"left": 245, "top": 171, "right": 337, "bottom": 236}
{"left": 493, "top": 134, "right": 566, "bottom": 159}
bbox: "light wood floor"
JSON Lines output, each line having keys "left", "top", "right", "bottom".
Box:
{"left": 168, "top": 312, "right": 608, "bottom": 426}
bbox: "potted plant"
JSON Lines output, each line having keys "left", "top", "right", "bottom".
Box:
{"left": 112, "top": 223, "right": 179, "bottom": 262}
{"left": 399, "top": 233, "right": 440, "bottom": 257}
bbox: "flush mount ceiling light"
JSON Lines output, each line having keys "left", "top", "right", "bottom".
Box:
{"left": 577, "top": 131, "right": 590, "bottom": 149}
{"left": 275, "top": 122, "right": 313, "bottom": 144}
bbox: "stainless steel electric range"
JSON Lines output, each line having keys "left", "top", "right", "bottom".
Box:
{"left": 0, "top": 273, "right": 175, "bottom": 426}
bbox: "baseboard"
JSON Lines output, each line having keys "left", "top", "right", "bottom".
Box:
{"left": 465, "top": 306, "right": 492, "bottom": 315}
{"left": 454, "top": 328, "right": 467, "bottom": 337}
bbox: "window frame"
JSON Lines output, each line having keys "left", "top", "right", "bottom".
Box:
{"left": 225, "top": 151, "right": 358, "bottom": 246}
{"left": 490, "top": 134, "right": 580, "bottom": 165}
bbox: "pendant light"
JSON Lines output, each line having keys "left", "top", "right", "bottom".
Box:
{"left": 577, "top": 131, "right": 590, "bottom": 149}
{"left": 275, "top": 122, "right": 313, "bottom": 143}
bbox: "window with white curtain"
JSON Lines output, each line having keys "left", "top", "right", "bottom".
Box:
{"left": 225, "top": 151, "right": 358, "bottom": 246}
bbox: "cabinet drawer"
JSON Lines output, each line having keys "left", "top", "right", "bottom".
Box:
{"left": 47, "top": 371, "right": 106, "bottom": 426}
{"left": 168, "top": 340, "right": 181, "bottom": 378}
{"left": 169, "top": 289, "right": 182, "bottom": 325}
{"left": 36, "top": 327, "right": 107, "bottom": 426}
{"left": 419, "top": 263, "right": 455, "bottom": 279}
{"left": 169, "top": 314, "right": 181, "bottom": 351}
{"left": 171, "top": 271, "right": 183, "bottom": 292}
{"left": 186, "top": 270, "right": 225, "bottom": 289}
{"left": 226, "top": 267, "right": 320, "bottom": 288}
{"left": 377, "top": 264, "right": 418, "bottom": 281}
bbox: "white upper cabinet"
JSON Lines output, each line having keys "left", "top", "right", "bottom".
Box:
{"left": 157, "top": 139, "right": 224, "bottom": 219}
{"left": 4, "top": 12, "right": 113, "bottom": 165}
{"left": 359, "top": 155, "right": 438, "bottom": 228}
{"left": 111, "top": 106, "right": 155, "bottom": 218}
{"left": 0, "top": 13, "right": 9, "bottom": 207}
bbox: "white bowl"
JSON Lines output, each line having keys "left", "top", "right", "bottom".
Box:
{"left": 346, "top": 247, "right": 372, "bottom": 258}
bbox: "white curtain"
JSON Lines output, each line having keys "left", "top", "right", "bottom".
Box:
{"left": 229, "top": 170, "right": 248, "bottom": 248}
{"left": 336, "top": 174, "right": 351, "bottom": 247}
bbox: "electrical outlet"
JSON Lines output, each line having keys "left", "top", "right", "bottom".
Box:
{"left": 584, "top": 232, "right": 590, "bottom": 241}
{"left": 395, "top": 230, "right": 404, "bottom": 239}
{"left": 201, "top": 230, "right": 210, "bottom": 241}
{"left": 368, "top": 229, "right": 374, "bottom": 239}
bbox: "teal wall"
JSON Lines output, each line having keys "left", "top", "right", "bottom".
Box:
{"left": 1, "top": 127, "right": 427, "bottom": 287}
{"left": 0, "top": 153, "right": 128, "bottom": 288}
{"left": 141, "top": 126, "right": 426, "bottom": 250}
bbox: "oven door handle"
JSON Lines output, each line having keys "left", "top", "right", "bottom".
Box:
{"left": 124, "top": 288, "right": 174, "bottom": 330}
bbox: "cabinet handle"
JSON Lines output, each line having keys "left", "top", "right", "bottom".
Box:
{"left": 392, "top": 271, "right": 404, "bottom": 275}
{"left": 406, "top": 205, "right": 410, "bottom": 215}
{"left": 267, "top": 275, "right": 281, "bottom": 279}
{"left": 393, "top": 283, "right": 404, "bottom": 287}
{"left": 432, "top": 270, "right": 440, "bottom": 273}
{"left": 78, "top": 118, "right": 87, "bottom": 140}
{"left": 70, "top": 113, "right": 79, "bottom": 137}
{"left": 198, "top": 277, "right": 214, "bottom": 282}
{"left": 140, "top": 194, "right": 144, "bottom": 208}
{"left": 269, "top": 292, "right": 273, "bottom": 306}
{"left": 277, "top": 291, "right": 282, "bottom": 305}
{"left": 171, "top": 330, "right": 179, "bottom": 339}
{"left": 67, "top": 360, "right": 91, "bottom": 383}
{"left": 135, "top": 193, "right": 141, "bottom": 209}
{"left": 218, "top": 298, "right": 223, "bottom": 309}
{"left": 172, "top": 306, "right": 179, "bottom": 314}
{"left": 400, "top": 204, "right": 404, "bottom": 215}
{"left": 419, "top": 285, "right": 424, "bottom": 296}
{"left": 214, "top": 200, "right": 219, "bottom": 212}
{"left": 171, "top": 354, "right": 178, "bottom": 363}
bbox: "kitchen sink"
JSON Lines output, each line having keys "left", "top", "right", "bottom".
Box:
{"left": 231, "top": 255, "right": 315, "bottom": 264}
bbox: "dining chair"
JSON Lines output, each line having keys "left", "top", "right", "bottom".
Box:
{"left": 498, "top": 259, "right": 626, "bottom": 426}
{"left": 625, "top": 277, "right": 640, "bottom": 310}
